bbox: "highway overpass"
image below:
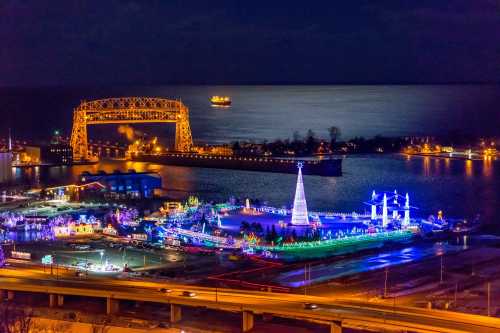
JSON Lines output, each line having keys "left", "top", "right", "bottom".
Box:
{"left": 0, "top": 273, "right": 499, "bottom": 333}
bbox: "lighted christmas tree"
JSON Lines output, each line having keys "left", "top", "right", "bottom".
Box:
{"left": 291, "top": 162, "right": 310, "bottom": 225}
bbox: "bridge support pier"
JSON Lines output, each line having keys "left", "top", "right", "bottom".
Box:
{"left": 106, "top": 298, "right": 119, "bottom": 315}
{"left": 49, "top": 294, "right": 56, "bottom": 308}
{"left": 49, "top": 294, "right": 64, "bottom": 307}
{"left": 242, "top": 310, "right": 254, "bottom": 332}
{"left": 170, "top": 304, "right": 182, "bottom": 323}
{"left": 330, "top": 321, "right": 342, "bottom": 333}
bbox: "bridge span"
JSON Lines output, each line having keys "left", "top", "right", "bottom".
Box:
{"left": 0, "top": 273, "right": 498, "bottom": 333}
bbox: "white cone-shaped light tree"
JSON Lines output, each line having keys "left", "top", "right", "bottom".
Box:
{"left": 291, "top": 163, "right": 310, "bottom": 225}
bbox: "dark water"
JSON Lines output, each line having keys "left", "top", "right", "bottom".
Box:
{"left": 13, "top": 154, "right": 499, "bottom": 227}
{"left": 2, "top": 85, "right": 500, "bottom": 143}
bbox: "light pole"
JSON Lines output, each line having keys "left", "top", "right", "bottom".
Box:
{"left": 487, "top": 282, "right": 491, "bottom": 316}
{"left": 56, "top": 254, "right": 59, "bottom": 280}
{"left": 304, "top": 264, "right": 307, "bottom": 296}
{"left": 384, "top": 267, "right": 389, "bottom": 299}
{"left": 440, "top": 255, "right": 444, "bottom": 284}
{"left": 50, "top": 252, "right": 54, "bottom": 276}
{"left": 100, "top": 250, "right": 104, "bottom": 267}
{"left": 454, "top": 283, "right": 458, "bottom": 306}
{"left": 122, "top": 247, "right": 126, "bottom": 264}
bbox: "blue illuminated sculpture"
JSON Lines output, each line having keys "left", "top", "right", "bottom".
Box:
{"left": 371, "top": 191, "right": 377, "bottom": 220}
{"left": 403, "top": 193, "right": 410, "bottom": 227}
{"left": 365, "top": 190, "right": 414, "bottom": 228}
{"left": 382, "top": 193, "right": 388, "bottom": 227}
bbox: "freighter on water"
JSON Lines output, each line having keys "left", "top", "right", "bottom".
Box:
{"left": 133, "top": 153, "right": 342, "bottom": 177}
{"left": 210, "top": 96, "right": 232, "bottom": 106}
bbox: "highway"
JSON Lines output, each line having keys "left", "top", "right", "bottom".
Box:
{"left": 0, "top": 268, "right": 499, "bottom": 333}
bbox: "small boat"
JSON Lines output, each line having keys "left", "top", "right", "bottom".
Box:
{"left": 450, "top": 214, "right": 482, "bottom": 234}
{"left": 210, "top": 96, "right": 231, "bottom": 106}
{"left": 420, "top": 215, "right": 449, "bottom": 234}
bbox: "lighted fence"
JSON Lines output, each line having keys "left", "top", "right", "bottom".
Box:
{"left": 256, "top": 230, "right": 415, "bottom": 252}
{"left": 254, "top": 206, "right": 375, "bottom": 219}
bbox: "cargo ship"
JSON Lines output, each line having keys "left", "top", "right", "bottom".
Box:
{"left": 210, "top": 96, "right": 231, "bottom": 106}
{"left": 132, "top": 153, "right": 342, "bottom": 176}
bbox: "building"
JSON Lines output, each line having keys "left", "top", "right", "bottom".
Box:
{"left": 79, "top": 170, "right": 162, "bottom": 199}
{"left": 54, "top": 222, "right": 95, "bottom": 238}
{"left": 13, "top": 145, "right": 41, "bottom": 165}
{"left": 41, "top": 130, "right": 73, "bottom": 165}
{"left": 41, "top": 144, "right": 73, "bottom": 165}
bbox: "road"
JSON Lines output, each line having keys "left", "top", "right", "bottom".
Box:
{"left": 0, "top": 268, "right": 499, "bottom": 332}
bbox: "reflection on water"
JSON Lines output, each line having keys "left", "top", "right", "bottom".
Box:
{"left": 483, "top": 158, "right": 493, "bottom": 178}
{"left": 423, "top": 156, "right": 431, "bottom": 177}
{"left": 465, "top": 160, "right": 473, "bottom": 178}
{"left": 444, "top": 158, "right": 451, "bottom": 174}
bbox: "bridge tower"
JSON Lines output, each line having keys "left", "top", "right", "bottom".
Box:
{"left": 174, "top": 102, "right": 193, "bottom": 152}
{"left": 70, "top": 97, "right": 193, "bottom": 161}
{"left": 71, "top": 109, "right": 89, "bottom": 161}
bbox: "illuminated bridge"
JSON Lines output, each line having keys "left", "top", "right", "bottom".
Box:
{"left": 70, "top": 97, "right": 193, "bottom": 161}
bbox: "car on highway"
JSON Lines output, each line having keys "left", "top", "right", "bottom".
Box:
{"left": 158, "top": 288, "right": 172, "bottom": 293}
{"left": 303, "top": 303, "right": 318, "bottom": 310}
{"left": 182, "top": 291, "right": 197, "bottom": 297}
{"left": 74, "top": 244, "right": 91, "bottom": 250}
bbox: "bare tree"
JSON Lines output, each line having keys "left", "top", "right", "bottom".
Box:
{"left": 16, "top": 310, "right": 32, "bottom": 333}
{"left": 91, "top": 318, "right": 110, "bottom": 333}
{"left": 0, "top": 304, "right": 33, "bottom": 333}
{"left": 29, "top": 321, "right": 50, "bottom": 333}
{"left": 50, "top": 322, "right": 72, "bottom": 333}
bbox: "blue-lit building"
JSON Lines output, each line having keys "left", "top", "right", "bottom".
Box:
{"left": 79, "top": 170, "right": 161, "bottom": 199}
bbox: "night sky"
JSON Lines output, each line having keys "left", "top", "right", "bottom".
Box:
{"left": 1, "top": 0, "right": 499, "bottom": 86}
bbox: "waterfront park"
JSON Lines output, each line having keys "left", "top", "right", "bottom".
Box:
{"left": 0, "top": 163, "right": 446, "bottom": 271}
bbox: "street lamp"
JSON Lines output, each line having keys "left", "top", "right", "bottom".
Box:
{"left": 384, "top": 267, "right": 389, "bottom": 299}
{"left": 100, "top": 250, "right": 104, "bottom": 268}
